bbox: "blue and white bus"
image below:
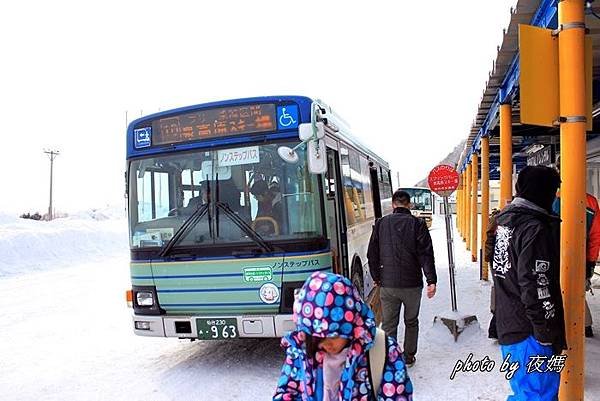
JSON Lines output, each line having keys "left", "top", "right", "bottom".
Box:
{"left": 125, "top": 96, "right": 393, "bottom": 339}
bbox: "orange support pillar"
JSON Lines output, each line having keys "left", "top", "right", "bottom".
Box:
{"left": 462, "top": 177, "right": 467, "bottom": 237}
{"left": 456, "top": 180, "right": 462, "bottom": 237}
{"left": 558, "top": 1, "right": 586, "bottom": 399}
{"left": 465, "top": 162, "right": 472, "bottom": 251}
{"left": 500, "top": 104, "right": 513, "bottom": 208}
{"left": 460, "top": 171, "right": 466, "bottom": 240}
{"left": 471, "top": 155, "right": 479, "bottom": 262}
{"left": 481, "top": 137, "right": 490, "bottom": 280}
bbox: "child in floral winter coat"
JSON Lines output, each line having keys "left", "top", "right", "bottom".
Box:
{"left": 273, "top": 272, "right": 413, "bottom": 401}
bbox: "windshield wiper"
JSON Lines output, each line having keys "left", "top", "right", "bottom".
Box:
{"left": 159, "top": 204, "right": 209, "bottom": 258}
{"left": 216, "top": 201, "right": 274, "bottom": 253}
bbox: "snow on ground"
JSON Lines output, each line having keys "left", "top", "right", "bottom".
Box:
{"left": 0, "top": 256, "right": 282, "bottom": 401}
{"left": 0, "top": 206, "right": 128, "bottom": 277}
{"left": 0, "top": 214, "right": 598, "bottom": 400}
{"left": 413, "top": 217, "right": 600, "bottom": 400}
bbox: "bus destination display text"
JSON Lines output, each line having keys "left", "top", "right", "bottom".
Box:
{"left": 151, "top": 104, "right": 277, "bottom": 146}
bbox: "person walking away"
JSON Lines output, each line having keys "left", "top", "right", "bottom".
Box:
{"left": 367, "top": 190, "right": 437, "bottom": 367}
{"left": 553, "top": 191, "right": 600, "bottom": 338}
{"left": 492, "top": 166, "right": 566, "bottom": 400}
{"left": 273, "top": 272, "right": 413, "bottom": 401}
{"left": 485, "top": 208, "right": 500, "bottom": 340}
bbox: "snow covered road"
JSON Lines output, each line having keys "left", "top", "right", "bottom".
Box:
{"left": 0, "top": 256, "right": 283, "bottom": 401}
{"left": 1, "top": 214, "right": 599, "bottom": 400}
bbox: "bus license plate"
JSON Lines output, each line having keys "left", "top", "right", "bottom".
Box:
{"left": 196, "top": 318, "right": 238, "bottom": 340}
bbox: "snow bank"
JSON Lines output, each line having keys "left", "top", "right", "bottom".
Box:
{"left": 68, "top": 204, "right": 128, "bottom": 221}
{"left": 0, "top": 206, "right": 128, "bottom": 277}
{"left": 0, "top": 212, "right": 21, "bottom": 225}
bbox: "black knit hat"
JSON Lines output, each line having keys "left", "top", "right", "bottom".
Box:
{"left": 515, "top": 166, "right": 560, "bottom": 212}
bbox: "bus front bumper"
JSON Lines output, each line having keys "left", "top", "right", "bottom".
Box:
{"left": 132, "top": 313, "right": 295, "bottom": 338}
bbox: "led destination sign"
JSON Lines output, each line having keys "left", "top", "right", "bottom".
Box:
{"left": 151, "top": 104, "right": 277, "bottom": 146}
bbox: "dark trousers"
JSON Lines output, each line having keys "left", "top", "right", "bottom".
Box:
{"left": 380, "top": 286, "right": 422, "bottom": 358}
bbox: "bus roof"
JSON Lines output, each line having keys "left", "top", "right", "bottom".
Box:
{"left": 126, "top": 95, "right": 389, "bottom": 168}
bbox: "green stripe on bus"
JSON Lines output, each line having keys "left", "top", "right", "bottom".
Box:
{"left": 164, "top": 307, "right": 278, "bottom": 315}
{"left": 158, "top": 291, "right": 263, "bottom": 304}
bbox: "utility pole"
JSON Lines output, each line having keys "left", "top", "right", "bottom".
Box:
{"left": 44, "top": 149, "right": 60, "bottom": 220}
{"left": 396, "top": 171, "right": 400, "bottom": 189}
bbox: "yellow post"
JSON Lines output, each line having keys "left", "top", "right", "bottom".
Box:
{"left": 558, "top": 1, "right": 586, "bottom": 399}
{"left": 460, "top": 168, "right": 467, "bottom": 241}
{"left": 481, "top": 137, "right": 490, "bottom": 280}
{"left": 460, "top": 171, "right": 466, "bottom": 240}
{"left": 465, "top": 162, "right": 472, "bottom": 251}
{"left": 500, "top": 104, "right": 513, "bottom": 208}
{"left": 457, "top": 179, "right": 462, "bottom": 236}
{"left": 471, "top": 154, "right": 479, "bottom": 262}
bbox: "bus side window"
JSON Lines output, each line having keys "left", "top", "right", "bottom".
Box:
{"left": 379, "top": 167, "right": 393, "bottom": 215}
{"left": 359, "top": 156, "right": 374, "bottom": 219}
{"left": 379, "top": 167, "right": 392, "bottom": 199}
{"left": 340, "top": 147, "right": 355, "bottom": 226}
{"left": 341, "top": 147, "right": 367, "bottom": 226}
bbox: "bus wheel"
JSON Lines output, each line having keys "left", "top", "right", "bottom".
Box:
{"left": 352, "top": 263, "right": 383, "bottom": 326}
{"left": 351, "top": 266, "right": 364, "bottom": 298}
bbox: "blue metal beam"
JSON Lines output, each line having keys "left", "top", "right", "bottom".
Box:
{"left": 459, "top": 0, "right": 559, "bottom": 172}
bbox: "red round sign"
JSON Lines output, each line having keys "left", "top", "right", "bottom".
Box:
{"left": 427, "top": 165, "right": 460, "bottom": 197}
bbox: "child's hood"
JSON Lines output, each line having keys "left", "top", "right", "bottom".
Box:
{"left": 283, "top": 272, "right": 377, "bottom": 352}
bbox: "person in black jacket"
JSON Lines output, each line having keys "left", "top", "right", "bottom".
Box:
{"left": 485, "top": 208, "right": 500, "bottom": 340}
{"left": 367, "top": 189, "right": 437, "bottom": 367}
{"left": 492, "top": 166, "right": 565, "bottom": 400}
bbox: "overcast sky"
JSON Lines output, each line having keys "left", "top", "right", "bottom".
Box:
{"left": 0, "top": 0, "right": 516, "bottom": 213}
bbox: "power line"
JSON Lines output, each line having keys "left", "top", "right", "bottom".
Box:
{"left": 44, "top": 149, "right": 60, "bottom": 220}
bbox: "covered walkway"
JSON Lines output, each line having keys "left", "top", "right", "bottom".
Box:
{"left": 453, "top": 0, "right": 600, "bottom": 399}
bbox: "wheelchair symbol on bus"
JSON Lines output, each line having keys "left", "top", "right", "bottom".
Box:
{"left": 279, "top": 108, "right": 297, "bottom": 127}
{"left": 277, "top": 105, "right": 299, "bottom": 129}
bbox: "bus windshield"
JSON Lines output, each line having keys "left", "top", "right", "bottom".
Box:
{"left": 128, "top": 141, "right": 324, "bottom": 249}
{"left": 402, "top": 188, "right": 433, "bottom": 212}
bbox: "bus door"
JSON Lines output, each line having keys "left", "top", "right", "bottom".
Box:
{"left": 369, "top": 164, "right": 382, "bottom": 219}
{"left": 325, "top": 146, "right": 348, "bottom": 276}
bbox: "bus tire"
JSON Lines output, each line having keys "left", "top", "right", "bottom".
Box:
{"left": 351, "top": 261, "right": 364, "bottom": 298}
{"left": 353, "top": 261, "right": 383, "bottom": 326}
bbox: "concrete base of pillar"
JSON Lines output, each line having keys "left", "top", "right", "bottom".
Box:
{"left": 434, "top": 313, "right": 478, "bottom": 342}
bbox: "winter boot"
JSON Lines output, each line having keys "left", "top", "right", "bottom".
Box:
{"left": 585, "top": 326, "right": 594, "bottom": 338}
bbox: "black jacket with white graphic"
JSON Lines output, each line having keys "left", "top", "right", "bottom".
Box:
{"left": 492, "top": 198, "right": 566, "bottom": 353}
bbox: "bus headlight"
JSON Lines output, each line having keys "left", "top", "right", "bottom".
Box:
{"left": 136, "top": 291, "right": 154, "bottom": 307}
{"left": 132, "top": 285, "right": 164, "bottom": 315}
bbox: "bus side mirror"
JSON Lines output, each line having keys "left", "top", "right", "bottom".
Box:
{"left": 301, "top": 122, "right": 326, "bottom": 174}
{"left": 307, "top": 139, "right": 327, "bottom": 174}
{"left": 277, "top": 122, "right": 326, "bottom": 174}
